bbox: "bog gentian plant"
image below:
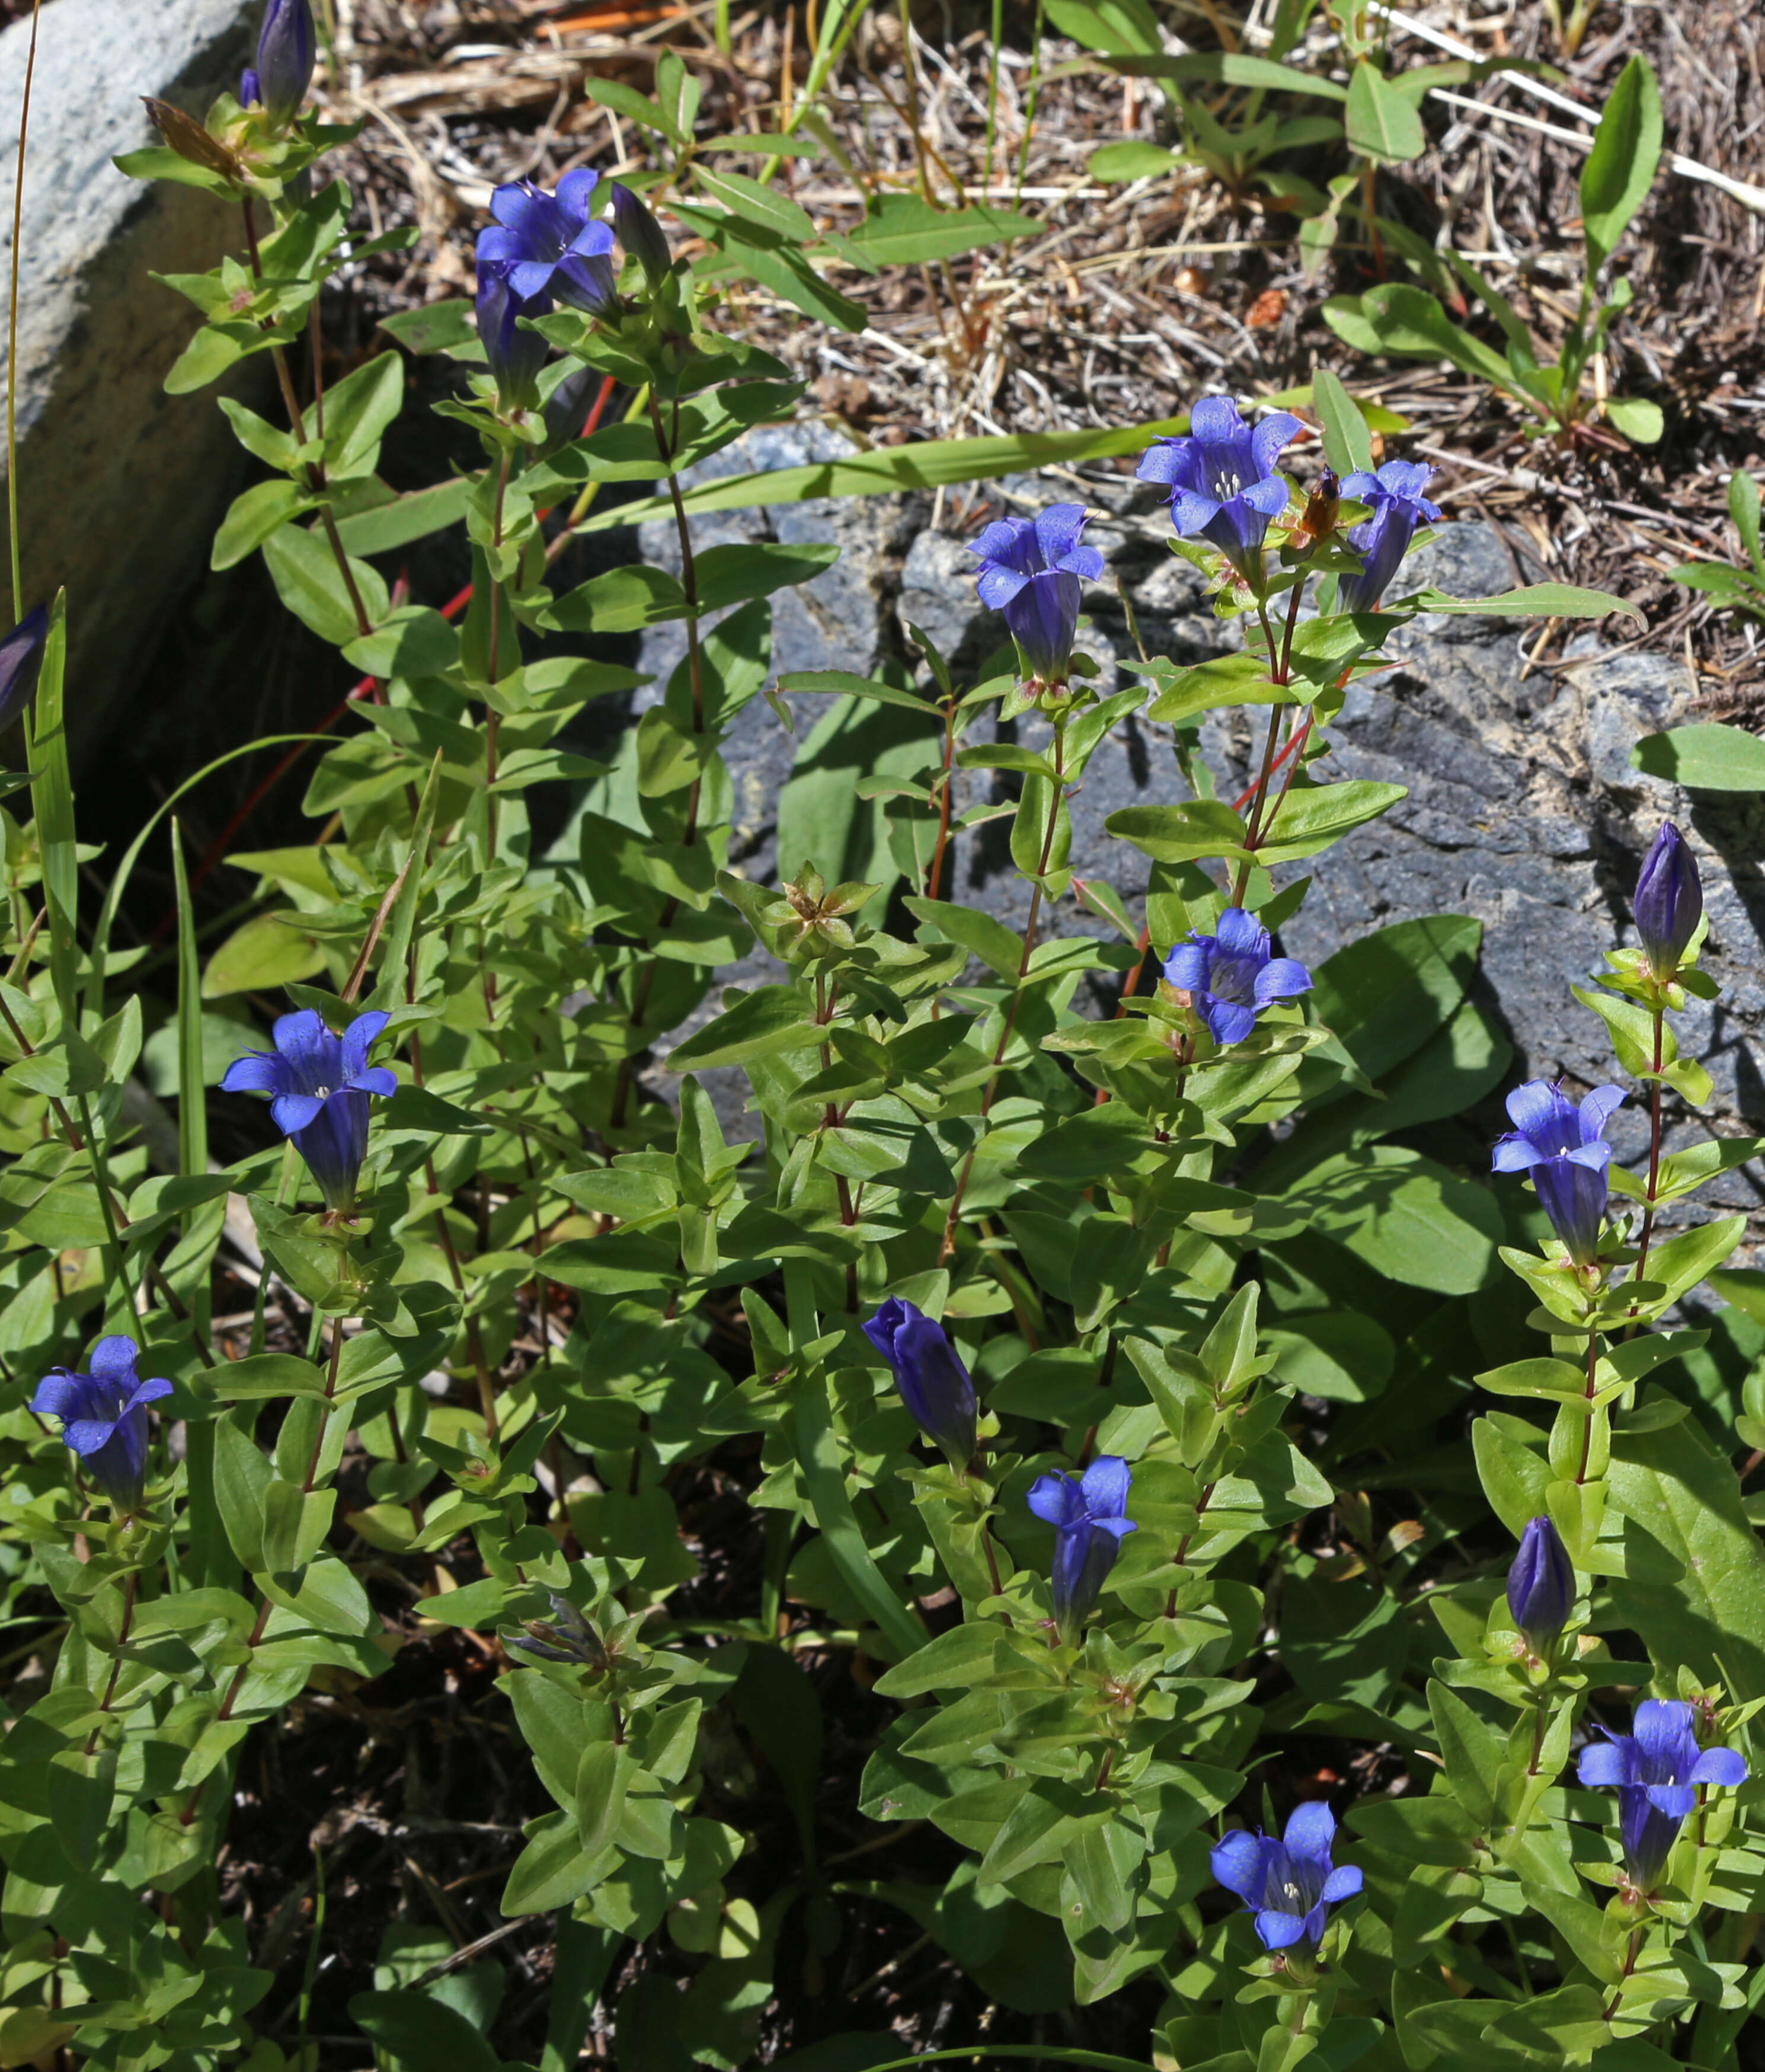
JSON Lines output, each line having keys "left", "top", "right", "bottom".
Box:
{"left": 3, "top": 37, "right": 1732, "bottom": 2071}
{"left": 969, "top": 503, "right": 1102, "bottom": 685}
{"left": 1211, "top": 1802, "right": 1363, "bottom": 1955}
{"left": 1137, "top": 395, "right": 1301, "bottom": 577}
{"left": 1337, "top": 461, "right": 1441, "bottom": 610}
{"left": 1163, "top": 906, "right": 1312, "bottom": 1045}
{"left": 1578, "top": 1700, "right": 1748, "bottom": 1892}
{"left": 1027, "top": 1456, "right": 1136, "bottom": 1644}
{"left": 1491, "top": 1079, "right": 1622, "bottom": 1263}
{"left": 863, "top": 1298, "right": 979, "bottom": 1468}
{"left": 221, "top": 1008, "right": 397, "bottom": 1209}
{"left": 29, "top": 1339, "right": 172, "bottom": 1518}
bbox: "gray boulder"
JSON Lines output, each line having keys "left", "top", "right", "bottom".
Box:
{"left": 0, "top": 0, "right": 260, "bottom": 759}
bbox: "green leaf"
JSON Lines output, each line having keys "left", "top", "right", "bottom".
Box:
{"left": 776, "top": 669, "right": 938, "bottom": 716}
{"left": 1581, "top": 53, "right": 1662, "bottom": 273}
{"left": 333, "top": 477, "right": 474, "bottom": 555}
{"left": 1409, "top": 582, "right": 1643, "bottom": 624}
{"left": 575, "top": 1741, "right": 632, "bottom": 1859}
{"left": 902, "top": 896, "right": 1024, "bottom": 981}
{"left": 202, "top": 913, "right": 326, "bottom": 997}
{"left": 848, "top": 193, "right": 1042, "bottom": 266}
{"left": 348, "top": 1990, "right": 502, "bottom": 2072}
{"left": 342, "top": 606, "right": 459, "bottom": 680}
{"left": 209, "top": 1352, "right": 331, "bottom": 1401}
{"left": 212, "top": 479, "right": 319, "bottom": 570}
{"left": 1631, "top": 722, "right": 1765, "bottom": 791}
{"left": 1088, "top": 141, "right": 1181, "bottom": 181}
{"left": 667, "top": 986, "right": 823, "bottom": 1070}
{"left": 379, "top": 300, "right": 478, "bottom": 356}
{"left": 1104, "top": 799, "right": 1249, "bottom": 864}
{"left": 1312, "top": 367, "right": 1375, "bottom": 478}
{"left": 1259, "top": 778, "right": 1408, "bottom": 863}
{"left": 1043, "top": 0, "right": 1161, "bottom": 53}
{"left": 1345, "top": 60, "right": 1426, "bottom": 162}
{"left": 1731, "top": 468, "right": 1765, "bottom": 579}
{"left": 263, "top": 522, "right": 387, "bottom": 646}
{"left": 1603, "top": 394, "right": 1663, "bottom": 445}
{"left": 1294, "top": 1146, "right": 1501, "bottom": 1294}
{"left": 320, "top": 350, "right": 404, "bottom": 477}
{"left": 795, "top": 1373, "right": 926, "bottom": 1661}
{"left": 1322, "top": 283, "right": 1515, "bottom": 390}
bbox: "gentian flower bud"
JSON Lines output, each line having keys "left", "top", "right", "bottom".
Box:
{"left": 221, "top": 1008, "right": 397, "bottom": 1211}
{"left": 862, "top": 1297, "right": 977, "bottom": 1468}
{"left": 968, "top": 504, "right": 1103, "bottom": 686}
{"left": 0, "top": 604, "right": 49, "bottom": 733}
{"left": 1213, "top": 1800, "right": 1363, "bottom": 1951}
{"left": 30, "top": 1337, "right": 172, "bottom": 1518}
{"left": 475, "top": 261, "right": 552, "bottom": 414}
{"left": 610, "top": 182, "right": 673, "bottom": 290}
{"left": 240, "top": 67, "right": 261, "bottom": 109}
{"left": 1633, "top": 821, "right": 1702, "bottom": 981}
{"left": 1578, "top": 1699, "right": 1747, "bottom": 1892}
{"left": 1137, "top": 395, "right": 1301, "bottom": 581}
{"left": 1162, "top": 907, "right": 1311, "bottom": 1046}
{"left": 1507, "top": 1515, "right": 1574, "bottom": 1653}
{"left": 1491, "top": 1080, "right": 1622, "bottom": 1266}
{"left": 1026, "top": 1457, "right": 1137, "bottom": 1645}
{"left": 254, "top": 0, "right": 316, "bottom": 130}
{"left": 1336, "top": 461, "right": 1440, "bottom": 612}
{"left": 477, "top": 172, "right": 618, "bottom": 316}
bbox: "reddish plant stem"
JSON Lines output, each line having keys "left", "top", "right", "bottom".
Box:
{"left": 83, "top": 1569, "right": 138, "bottom": 1755}
{"left": 925, "top": 682, "right": 960, "bottom": 900}
{"left": 1622, "top": 1008, "right": 1667, "bottom": 1340}
{"left": 179, "top": 1594, "right": 275, "bottom": 1825}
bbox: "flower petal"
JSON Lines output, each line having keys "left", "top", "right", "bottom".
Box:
{"left": 1577, "top": 1735, "right": 1636, "bottom": 1789}
{"left": 1079, "top": 1454, "right": 1132, "bottom": 1522}
{"left": 1252, "top": 956, "right": 1312, "bottom": 1007}
{"left": 123, "top": 1375, "right": 175, "bottom": 1413}
{"left": 1169, "top": 489, "right": 1223, "bottom": 536}
{"left": 1504, "top": 1078, "right": 1573, "bottom": 1142}
{"left": 270, "top": 1091, "right": 325, "bottom": 1136}
{"left": 1321, "top": 1864, "right": 1363, "bottom": 1902}
{"left": 341, "top": 1010, "right": 391, "bottom": 1079}
{"left": 1213, "top": 907, "right": 1265, "bottom": 957}
{"left": 1577, "top": 1084, "right": 1625, "bottom": 1143}
{"left": 1027, "top": 1470, "right": 1083, "bottom": 1529}
{"left": 970, "top": 516, "right": 1037, "bottom": 573}
{"left": 1633, "top": 1699, "right": 1695, "bottom": 1774}
{"left": 88, "top": 1336, "right": 140, "bottom": 1385}
{"left": 29, "top": 1371, "right": 84, "bottom": 1422}
{"left": 1690, "top": 1747, "right": 1748, "bottom": 1789}
{"left": 1210, "top": 1828, "right": 1268, "bottom": 1902}
{"left": 1240, "top": 472, "right": 1291, "bottom": 518}
{"left": 1204, "top": 998, "right": 1258, "bottom": 1046}
{"left": 1134, "top": 440, "right": 1187, "bottom": 486}
{"left": 1491, "top": 1132, "right": 1543, "bottom": 1173}
{"left": 220, "top": 1049, "right": 289, "bottom": 1096}
{"left": 976, "top": 564, "right": 1031, "bottom": 610}
{"left": 1190, "top": 395, "right": 1246, "bottom": 446}
{"left": 1255, "top": 1908, "right": 1310, "bottom": 1951}
{"left": 272, "top": 1009, "right": 329, "bottom": 1071}
{"left": 1281, "top": 1798, "right": 1336, "bottom": 1866}
{"left": 555, "top": 166, "right": 602, "bottom": 219}
{"left": 1249, "top": 410, "right": 1303, "bottom": 478}
{"left": 352, "top": 1066, "right": 398, "bottom": 1099}
{"left": 1033, "top": 503, "right": 1091, "bottom": 567}
{"left": 1162, "top": 942, "right": 1210, "bottom": 991}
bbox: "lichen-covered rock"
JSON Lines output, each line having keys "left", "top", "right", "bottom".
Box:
{"left": 0, "top": 0, "right": 258, "bottom": 758}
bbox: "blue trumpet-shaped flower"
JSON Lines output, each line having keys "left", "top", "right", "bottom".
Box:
{"left": 475, "top": 263, "right": 552, "bottom": 413}
{"left": 1213, "top": 1801, "right": 1363, "bottom": 1952}
{"left": 862, "top": 1297, "right": 977, "bottom": 1468}
{"left": 1026, "top": 1456, "right": 1136, "bottom": 1645}
{"left": 1578, "top": 1699, "right": 1747, "bottom": 1892}
{"left": 610, "top": 182, "right": 673, "bottom": 290}
{"left": 1137, "top": 396, "right": 1302, "bottom": 579}
{"left": 1337, "top": 461, "right": 1440, "bottom": 612}
{"left": 1163, "top": 907, "right": 1312, "bottom": 1047}
{"left": 477, "top": 172, "right": 618, "bottom": 315}
{"left": 221, "top": 1008, "right": 397, "bottom": 1210}
{"left": 30, "top": 1337, "right": 172, "bottom": 1517}
{"left": 1491, "top": 1080, "right": 1622, "bottom": 1266}
{"left": 1633, "top": 821, "right": 1702, "bottom": 982}
{"left": 252, "top": 0, "right": 316, "bottom": 129}
{"left": 1507, "top": 1515, "right": 1575, "bottom": 1653}
{"left": 969, "top": 503, "right": 1104, "bottom": 685}
{"left": 0, "top": 605, "right": 48, "bottom": 733}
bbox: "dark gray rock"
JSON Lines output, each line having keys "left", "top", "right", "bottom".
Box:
{"left": 0, "top": 0, "right": 260, "bottom": 760}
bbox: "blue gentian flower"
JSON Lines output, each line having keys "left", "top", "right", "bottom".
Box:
{"left": 862, "top": 1297, "right": 977, "bottom": 1468}
{"left": 30, "top": 1337, "right": 172, "bottom": 1518}
{"left": 1026, "top": 1456, "right": 1137, "bottom": 1645}
{"left": 1507, "top": 1515, "right": 1575, "bottom": 1653}
{"left": 1491, "top": 1080, "right": 1622, "bottom": 1266}
{"left": 1336, "top": 461, "right": 1440, "bottom": 611}
{"left": 475, "top": 263, "right": 552, "bottom": 413}
{"left": 239, "top": 67, "right": 261, "bottom": 110}
{"left": 610, "top": 182, "right": 673, "bottom": 291}
{"left": 221, "top": 1008, "right": 397, "bottom": 1210}
{"left": 253, "top": 0, "right": 316, "bottom": 129}
{"left": 1163, "top": 907, "right": 1311, "bottom": 1047}
{"left": 476, "top": 172, "right": 618, "bottom": 315}
{"left": 1212, "top": 1801, "right": 1363, "bottom": 1952}
{"left": 968, "top": 503, "right": 1104, "bottom": 686}
{"left": 1633, "top": 821, "right": 1702, "bottom": 982}
{"left": 1137, "top": 396, "right": 1302, "bottom": 579}
{"left": 0, "top": 605, "right": 49, "bottom": 733}
{"left": 1578, "top": 1699, "right": 1747, "bottom": 1892}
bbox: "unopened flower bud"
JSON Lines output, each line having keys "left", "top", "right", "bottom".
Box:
{"left": 1633, "top": 821, "right": 1702, "bottom": 982}
{"left": 1507, "top": 1515, "right": 1574, "bottom": 1652}
{"left": 255, "top": 0, "right": 316, "bottom": 130}
{"left": 610, "top": 182, "right": 673, "bottom": 290}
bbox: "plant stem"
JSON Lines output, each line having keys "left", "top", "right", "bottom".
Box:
{"left": 1575, "top": 1329, "right": 1600, "bottom": 1484}
{"left": 1623, "top": 1007, "right": 1667, "bottom": 1339}
{"left": 300, "top": 1310, "right": 347, "bottom": 1494}
{"left": 484, "top": 446, "right": 513, "bottom": 860}
{"left": 939, "top": 722, "right": 1066, "bottom": 1260}
{"left": 83, "top": 1567, "right": 138, "bottom": 1755}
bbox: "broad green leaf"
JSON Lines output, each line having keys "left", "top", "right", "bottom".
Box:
{"left": 1294, "top": 1145, "right": 1501, "bottom": 1293}
{"left": 212, "top": 479, "right": 319, "bottom": 570}
{"left": 1409, "top": 582, "right": 1643, "bottom": 625}
{"left": 263, "top": 522, "right": 388, "bottom": 646}
{"left": 1312, "top": 366, "right": 1376, "bottom": 478}
{"left": 1104, "top": 799, "right": 1248, "bottom": 864}
{"left": 848, "top": 193, "right": 1041, "bottom": 267}
{"left": 794, "top": 1374, "right": 926, "bottom": 1661}
{"left": 348, "top": 1990, "right": 502, "bottom": 2072}
{"left": 693, "top": 165, "right": 817, "bottom": 241}
{"left": 667, "top": 986, "right": 823, "bottom": 1070}
{"left": 1322, "top": 283, "right": 1515, "bottom": 390}
{"left": 1259, "top": 778, "right": 1408, "bottom": 863}
{"left": 1043, "top": 0, "right": 1160, "bottom": 53}
{"left": 202, "top": 913, "right": 326, "bottom": 998}
{"left": 1089, "top": 141, "right": 1181, "bottom": 181}
{"left": 1632, "top": 722, "right": 1765, "bottom": 791}
{"left": 1731, "top": 467, "right": 1764, "bottom": 578}
{"left": 1345, "top": 60, "right": 1426, "bottom": 162}
{"left": 1581, "top": 54, "right": 1662, "bottom": 272}
{"left": 903, "top": 896, "right": 1024, "bottom": 981}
